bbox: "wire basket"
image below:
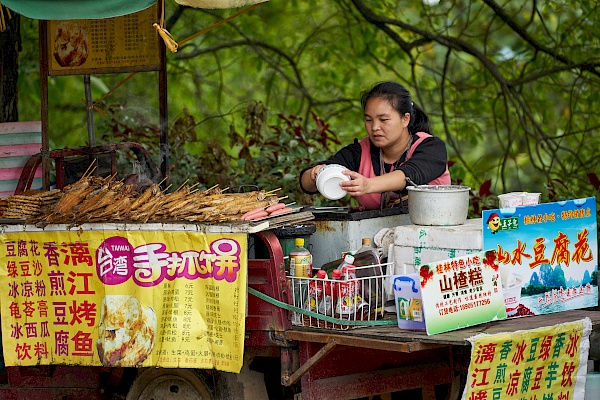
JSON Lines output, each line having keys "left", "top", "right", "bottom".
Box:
{"left": 287, "top": 262, "right": 392, "bottom": 330}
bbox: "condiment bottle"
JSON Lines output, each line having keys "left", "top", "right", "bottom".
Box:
{"left": 318, "top": 270, "right": 335, "bottom": 316}
{"left": 353, "top": 238, "right": 383, "bottom": 309}
{"left": 305, "top": 269, "right": 327, "bottom": 311}
{"left": 330, "top": 269, "right": 342, "bottom": 302}
{"left": 335, "top": 265, "right": 358, "bottom": 316}
{"left": 353, "top": 238, "right": 381, "bottom": 268}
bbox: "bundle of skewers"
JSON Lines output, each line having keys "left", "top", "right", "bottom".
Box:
{"left": 0, "top": 189, "right": 63, "bottom": 220}
{"left": 10, "top": 165, "right": 295, "bottom": 226}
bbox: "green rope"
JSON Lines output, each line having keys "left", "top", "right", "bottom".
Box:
{"left": 247, "top": 286, "right": 397, "bottom": 327}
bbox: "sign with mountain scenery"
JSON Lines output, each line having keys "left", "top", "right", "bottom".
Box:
{"left": 482, "top": 197, "right": 598, "bottom": 318}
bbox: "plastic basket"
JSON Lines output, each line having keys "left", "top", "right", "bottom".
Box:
{"left": 287, "top": 262, "right": 392, "bottom": 330}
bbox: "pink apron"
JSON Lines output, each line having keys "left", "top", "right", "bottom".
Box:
{"left": 355, "top": 132, "right": 450, "bottom": 209}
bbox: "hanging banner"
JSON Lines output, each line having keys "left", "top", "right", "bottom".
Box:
{"left": 461, "top": 318, "right": 592, "bottom": 400}
{"left": 482, "top": 197, "right": 598, "bottom": 318}
{"left": 0, "top": 225, "right": 247, "bottom": 373}
{"left": 418, "top": 250, "right": 507, "bottom": 335}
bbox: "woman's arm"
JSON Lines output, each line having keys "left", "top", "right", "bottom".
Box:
{"left": 340, "top": 169, "right": 407, "bottom": 196}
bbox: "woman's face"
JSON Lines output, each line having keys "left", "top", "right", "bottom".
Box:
{"left": 364, "top": 97, "right": 410, "bottom": 150}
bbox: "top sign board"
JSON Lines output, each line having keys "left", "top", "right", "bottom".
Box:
{"left": 47, "top": 3, "right": 161, "bottom": 76}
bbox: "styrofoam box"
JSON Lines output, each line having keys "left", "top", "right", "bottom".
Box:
{"left": 392, "top": 218, "right": 483, "bottom": 275}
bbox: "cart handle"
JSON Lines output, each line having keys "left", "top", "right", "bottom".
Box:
{"left": 393, "top": 276, "right": 419, "bottom": 293}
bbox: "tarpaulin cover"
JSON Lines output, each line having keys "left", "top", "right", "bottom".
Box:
{"left": 1, "top": 0, "right": 157, "bottom": 20}
{"left": 2, "top": 0, "right": 268, "bottom": 20}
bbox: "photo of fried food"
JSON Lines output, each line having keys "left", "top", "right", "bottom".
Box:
{"left": 96, "top": 295, "right": 156, "bottom": 367}
{"left": 53, "top": 21, "right": 89, "bottom": 67}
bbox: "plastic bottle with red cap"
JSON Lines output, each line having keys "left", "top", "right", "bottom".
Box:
{"left": 305, "top": 269, "right": 327, "bottom": 311}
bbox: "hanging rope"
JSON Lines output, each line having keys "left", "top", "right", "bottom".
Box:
{"left": 153, "top": 0, "right": 178, "bottom": 52}
{"left": 0, "top": 3, "right": 13, "bottom": 33}
{"left": 154, "top": 2, "right": 263, "bottom": 53}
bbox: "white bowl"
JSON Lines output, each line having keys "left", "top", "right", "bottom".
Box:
{"left": 316, "top": 164, "right": 350, "bottom": 200}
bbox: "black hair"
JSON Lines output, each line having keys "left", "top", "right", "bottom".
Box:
{"left": 360, "top": 81, "right": 431, "bottom": 135}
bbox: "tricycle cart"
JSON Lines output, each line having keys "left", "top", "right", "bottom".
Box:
{"left": 1, "top": 218, "right": 599, "bottom": 399}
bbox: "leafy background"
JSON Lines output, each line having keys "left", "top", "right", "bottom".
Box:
{"left": 11, "top": 0, "right": 600, "bottom": 220}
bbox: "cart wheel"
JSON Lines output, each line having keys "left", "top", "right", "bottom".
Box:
{"left": 126, "top": 368, "right": 213, "bottom": 400}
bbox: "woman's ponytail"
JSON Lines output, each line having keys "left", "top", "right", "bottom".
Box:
{"left": 409, "top": 103, "right": 432, "bottom": 135}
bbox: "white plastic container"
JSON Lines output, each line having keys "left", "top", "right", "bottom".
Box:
{"left": 524, "top": 192, "right": 541, "bottom": 205}
{"left": 316, "top": 164, "right": 350, "bottom": 200}
{"left": 498, "top": 193, "right": 523, "bottom": 208}
{"left": 392, "top": 274, "right": 426, "bottom": 331}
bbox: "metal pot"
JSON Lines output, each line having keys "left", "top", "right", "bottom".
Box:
{"left": 406, "top": 185, "right": 471, "bottom": 226}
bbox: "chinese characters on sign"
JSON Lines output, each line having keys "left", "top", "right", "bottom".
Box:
{"left": 419, "top": 250, "right": 507, "bottom": 335}
{"left": 462, "top": 318, "right": 591, "bottom": 400}
{"left": 48, "top": 4, "right": 161, "bottom": 75}
{"left": 483, "top": 198, "right": 598, "bottom": 318}
{"left": 1, "top": 228, "right": 247, "bottom": 373}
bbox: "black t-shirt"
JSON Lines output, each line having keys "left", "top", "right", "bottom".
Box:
{"left": 300, "top": 133, "right": 448, "bottom": 195}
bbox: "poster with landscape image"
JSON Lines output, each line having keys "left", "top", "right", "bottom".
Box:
{"left": 482, "top": 197, "right": 598, "bottom": 318}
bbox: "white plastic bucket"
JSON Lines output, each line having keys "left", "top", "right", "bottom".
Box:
{"left": 393, "top": 274, "right": 426, "bottom": 331}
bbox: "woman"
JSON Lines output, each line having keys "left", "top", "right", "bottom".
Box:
{"left": 300, "top": 81, "right": 450, "bottom": 210}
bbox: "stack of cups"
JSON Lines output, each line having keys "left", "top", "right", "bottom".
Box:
{"left": 498, "top": 192, "right": 541, "bottom": 208}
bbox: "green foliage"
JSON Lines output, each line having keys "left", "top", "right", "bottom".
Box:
{"left": 521, "top": 284, "right": 552, "bottom": 297}
{"left": 220, "top": 102, "right": 345, "bottom": 205}
{"left": 10, "top": 0, "right": 600, "bottom": 223}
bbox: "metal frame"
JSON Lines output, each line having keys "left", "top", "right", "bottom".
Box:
{"left": 37, "top": 0, "right": 169, "bottom": 191}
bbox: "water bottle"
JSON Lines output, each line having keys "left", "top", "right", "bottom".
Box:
{"left": 289, "top": 238, "right": 312, "bottom": 278}
{"left": 336, "top": 254, "right": 355, "bottom": 270}
{"left": 289, "top": 238, "right": 312, "bottom": 322}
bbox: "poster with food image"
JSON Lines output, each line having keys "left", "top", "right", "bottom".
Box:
{"left": 482, "top": 197, "right": 598, "bottom": 318}
{"left": 0, "top": 225, "right": 247, "bottom": 373}
{"left": 47, "top": 3, "right": 161, "bottom": 75}
{"left": 418, "top": 250, "right": 507, "bottom": 335}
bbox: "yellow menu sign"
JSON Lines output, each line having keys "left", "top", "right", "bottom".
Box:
{"left": 47, "top": 3, "right": 161, "bottom": 75}
{"left": 462, "top": 318, "right": 591, "bottom": 400}
{"left": 0, "top": 227, "right": 247, "bottom": 373}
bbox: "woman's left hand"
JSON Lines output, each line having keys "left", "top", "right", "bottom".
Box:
{"left": 340, "top": 170, "right": 371, "bottom": 196}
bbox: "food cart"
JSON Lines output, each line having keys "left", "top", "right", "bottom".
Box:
{"left": 1, "top": 197, "right": 599, "bottom": 399}
{"left": 1, "top": 1, "right": 599, "bottom": 399}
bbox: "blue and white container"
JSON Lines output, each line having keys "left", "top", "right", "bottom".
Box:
{"left": 393, "top": 274, "right": 426, "bottom": 331}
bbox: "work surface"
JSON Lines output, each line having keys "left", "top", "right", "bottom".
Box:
{"left": 286, "top": 309, "right": 600, "bottom": 355}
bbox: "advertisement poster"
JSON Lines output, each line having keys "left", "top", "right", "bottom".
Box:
{"left": 462, "top": 318, "right": 592, "bottom": 400}
{"left": 47, "top": 3, "right": 161, "bottom": 75}
{"left": 482, "top": 197, "right": 598, "bottom": 318}
{"left": 0, "top": 226, "right": 247, "bottom": 373}
{"left": 419, "top": 250, "right": 507, "bottom": 335}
